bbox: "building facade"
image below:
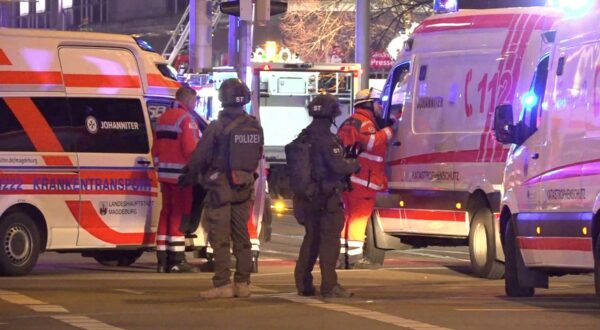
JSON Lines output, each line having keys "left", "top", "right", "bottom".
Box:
{"left": 0, "top": 0, "right": 190, "bottom": 49}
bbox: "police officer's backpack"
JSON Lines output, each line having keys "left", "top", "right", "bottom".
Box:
{"left": 225, "top": 114, "right": 263, "bottom": 182}
{"left": 285, "top": 130, "right": 317, "bottom": 199}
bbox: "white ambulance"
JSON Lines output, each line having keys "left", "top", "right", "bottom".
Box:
{"left": 374, "top": 4, "right": 562, "bottom": 278}
{"left": 0, "top": 28, "right": 161, "bottom": 275}
{"left": 492, "top": 1, "right": 600, "bottom": 296}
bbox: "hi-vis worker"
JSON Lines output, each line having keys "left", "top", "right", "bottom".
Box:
{"left": 337, "top": 88, "right": 395, "bottom": 269}
{"left": 153, "top": 86, "right": 201, "bottom": 273}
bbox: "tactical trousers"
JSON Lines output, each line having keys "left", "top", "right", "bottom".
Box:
{"left": 157, "top": 183, "right": 192, "bottom": 266}
{"left": 294, "top": 193, "right": 345, "bottom": 294}
{"left": 205, "top": 190, "right": 253, "bottom": 288}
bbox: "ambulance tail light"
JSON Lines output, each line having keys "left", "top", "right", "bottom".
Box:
{"left": 433, "top": 0, "right": 457, "bottom": 14}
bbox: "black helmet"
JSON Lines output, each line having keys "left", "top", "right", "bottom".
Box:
{"left": 308, "top": 94, "right": 341, "bottom": 119}
{"left": 219, "top": 78, "right": 251, "bottom": 107}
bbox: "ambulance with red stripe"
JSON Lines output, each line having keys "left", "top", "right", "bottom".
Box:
{"left": 492, "top": 1, "right": 600, "bottom": 297}
{"left": 373, "top": 3, "right": 562, "bottom": 278}
{"left": 0, "top": 28, "right": 163, "bottom": 275}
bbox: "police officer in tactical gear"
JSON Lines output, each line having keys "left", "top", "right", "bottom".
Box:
{"left": 293, "top": 93, "right": 360, "bottom": 298}
{"left": 185, "top": 78, "right": 264, "bottom": 299}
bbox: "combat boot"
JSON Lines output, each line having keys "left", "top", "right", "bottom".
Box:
{"left": 297, "top": 285, "right": 316, "bottom": 297}
{"left": 321, "top": 285, "right": 354, "bottom": 298}
{"left": 200, "top": 284, "right": 235, "bottom": 299}
{"left": 169, "top": 262, "right": 198, "bottom": 273}
{"left": 233, "top": 282, "right": 251, "bottom": 298}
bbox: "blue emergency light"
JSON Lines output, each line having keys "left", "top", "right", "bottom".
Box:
{"left": 547, "top": 0, "right": 595, "bottom": 16}
{"left": 434, "top": 0, "right": 458, "bottom": 13}
{"left": 522, "top": 91, "right": 538, "bottom": 108}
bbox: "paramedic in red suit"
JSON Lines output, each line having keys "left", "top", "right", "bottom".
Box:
{"left": 337, "top": 88, "right": 395, "bottom": 269}
{"left": 153, "top": 86, "right": 201, "bottom": 273}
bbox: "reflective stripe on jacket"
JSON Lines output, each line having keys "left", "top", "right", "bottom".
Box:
{"left": 152, "top": 106, "right": 200, "bottom": 184}
{"left": 337, "top": 108, "right": 392, "bottom": 191}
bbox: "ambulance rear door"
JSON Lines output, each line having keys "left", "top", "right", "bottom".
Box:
{"left": 58, "top": 46, "right": 156, "bottom": 248}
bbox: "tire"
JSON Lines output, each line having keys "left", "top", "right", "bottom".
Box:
{"left": 504, "top": 219, "right": 534, "bottom": 297}
{"left": 363, "top": 216, "right": 385, "bottom": 265}
{"left": 468, "top": 208, "right": 505, "bottom": 279}
{"left": 92, "top": 250, "right": 143, "bottom": 267}
{"left": 260, "top": 195, "right": 273, "bottom": 242}
{"left": 0, "top": 212, "right": 41, "bottom": 276}
{"left": 595, "top": 233, "right": 600, "bottom": 298}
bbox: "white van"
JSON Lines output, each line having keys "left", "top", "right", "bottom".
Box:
{"left": 374, "top": 5, "right": 561, "bottom": 278}
{"left": 0, "top": 28, "right": 160, "bottom": 275}
{"left": 493, "top": 2, "right": 600, "bottom": 296}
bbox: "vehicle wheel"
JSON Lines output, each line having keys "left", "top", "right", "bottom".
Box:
{"left": 363, "top": 216, "right": 385, "bottom": 265}
{"left": 504, "top": 219, "right": 534, "bottom": 297}
{"left": 469, "top": 208, "right": 504, "bottom": 279}
{"left": 0, "top": 212, "right": 41, "bottom": 276}
{"left": 92, "top": 250, "right": 143, "bottom": 267}
{"left": 260, "top": 195, "right": 273, "bottom": 242}
{"left": 594, "top": 233, "right": 600, "bottom": 298}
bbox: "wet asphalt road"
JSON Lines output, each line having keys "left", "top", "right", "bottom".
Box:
{"left": 1, "top": 215, "right": 599, "bottom": 329}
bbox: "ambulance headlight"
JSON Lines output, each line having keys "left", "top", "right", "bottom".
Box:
{"left": 433, "top": 0, "right": 457, "bottom": 14}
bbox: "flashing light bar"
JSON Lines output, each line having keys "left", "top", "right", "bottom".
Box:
{"left": 433, "top": 0, "right": 458, "bottom": 14}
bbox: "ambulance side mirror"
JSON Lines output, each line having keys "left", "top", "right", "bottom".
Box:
{"left": 493, "top": 104, "right": 516, "bottom": 144}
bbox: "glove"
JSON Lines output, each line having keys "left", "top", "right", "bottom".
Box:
{"left": 177, "top": 165, "right": 193, "bottom": 188}
{"left": 177, "top": 174, "right": 189, "bottom": 188}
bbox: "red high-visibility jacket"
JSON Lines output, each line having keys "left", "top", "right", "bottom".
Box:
{"left": 152, "top": 105, "right": 200, "bottom": 184}
{"left": 337, "top": 108, "right": 393, "bottom": 192}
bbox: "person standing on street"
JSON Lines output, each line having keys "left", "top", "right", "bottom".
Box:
{"left": 290, "top": 93, "right": 360, "bottom": 298}
{"left": 185, "top": 78, "right": 263, "bottom": 299}
{"left": 153, "top": 86, "right": 201, "bottom": 273}
{"left": 337, "top": 88, "right": 396, "bottom": 269}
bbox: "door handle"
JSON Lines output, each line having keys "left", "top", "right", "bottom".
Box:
{"left": 137, "top": 159, "right": 152, "bottom": 166}
{"left": 531, "top": 153, "right": 539, "bottom": 159}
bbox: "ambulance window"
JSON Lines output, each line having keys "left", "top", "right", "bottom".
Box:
{"left": 520, "top": 55, "right": 549, "bottom": 136}
{"left": 157, "top": 64, "right": 178, "bottom": 81}
{"left": 383, "top": 62, "right": 410, "bottom": 120}
{"left": 0, "top": 98, "right": 73, "bottom": 152}
{"left": 69, "top": 98, "right": 149, "bottom": 154}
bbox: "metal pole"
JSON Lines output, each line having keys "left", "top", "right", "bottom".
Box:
{"left": 355, "top": 0, "right": 370, "bottom": 89}
{"left": 237, "top": 4, "right": 253, "bottom": 85}
{"left": 228, "top": 15, "right": 238, "bottom": 67}
{"left": 189, "top": 0, "right": 213, "bottom": 73}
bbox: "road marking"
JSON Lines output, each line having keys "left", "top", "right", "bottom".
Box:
{"left": 398, "top": 250, "right": 470, "bottom": 262}
{"left": 28, "top": 305, "right": 68, "bottom": 313}
{"left": 0, "top": 290, "right": 121, "bottom": 329}
{"left": 261, "top": 249, "right": 299, "bottom": 257}
{"left": 52, "top": 315, "right": 123, "bottom": 330}
{"left": 456, "top": 308, "right": 600, "bottom": 312}
{"left": 271, "top": 233, "right": 304, "bottom": 240}
{"left": 274, "top": 293, "right": 452, "bottom": 329}
{"left": 383, "top": 266, "right": 449, "bottom": 271}
{"left": 249, "top": 285, "right": 277, "bottom": 293}
{"left": 113, "top": 289, "right": 144, "bottom": 295}
{"left": 0, "top": 290, "right": 44, "bottom": 305}
{"left": 427, "top": 249, "right": 470, "bottom": 255}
